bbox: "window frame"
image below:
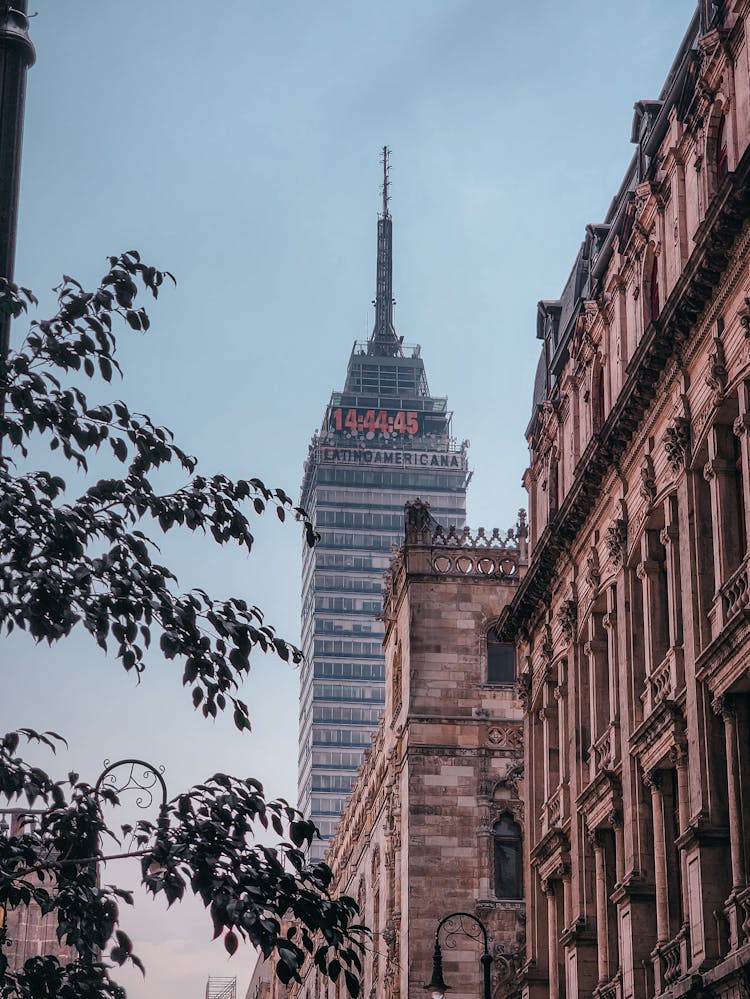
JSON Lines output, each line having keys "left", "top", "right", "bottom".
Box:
{"left": 486, "top": 627, "right": 516, "bottom": 686}
{"left": 492, "top": 812, "right": 523, "bottom": 900}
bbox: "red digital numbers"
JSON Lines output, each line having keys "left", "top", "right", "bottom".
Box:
{"left": 329, "top": 408, "right": 419, "bottom": 436}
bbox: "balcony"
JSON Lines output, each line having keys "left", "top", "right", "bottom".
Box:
{"left": 719, "top": 557, "right": 750, "bottom": 627}
{"left": 723, "top": 884, "right": 750, "bottom": 952}
{"left": 541, "top": 783, "right": 565, "bottom": 835}
{"left": 651, "top": 925, "right": 689, "bottom": 996}
{"left": 590, "top": 722, "right": 619, "bottom": 779}
{"left": 641, "top": 646, "right": 684, "bottom": 716}
{"left": 593, "top": 972, "right": 621, "bottom": 999}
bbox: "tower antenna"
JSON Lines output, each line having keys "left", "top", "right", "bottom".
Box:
{"left": 370, "top": 146, "right": 398, "bottom": 355}
{"left": 381, "top": 145, "right": 390, "bottom": 218}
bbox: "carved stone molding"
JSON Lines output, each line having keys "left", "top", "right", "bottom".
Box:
{"left": 663, "top": 416, "right": 691, "bottom": 472}
{"left": 660, "top": 523, "right": 679, "bottom": 548}
{"left": 643, "top": 770, "right": 662, "bottom": 791}
{"left": 517, "top": 670, "right": 532, "bottom": 708}
{"left": 557, "top": 600, "right": 578, "bottom": 644}
{"left": 540, "top": 622, "right": 554, "bottom": 665}
{"left": 668, "top": 742, "right": 688, "bottom": 768}
{"left": 705, "top": 335, "right": 728, "bottom": 402}
{"left": 640, "top": 452, "right": 657, "bottom": 505}
{"left": 605, "top": 518, "right": 628, "bottom": 565}
{"left": 712, "top": 693, "right": 736, "bottom": 720}
{"left": 585, "top": 545, "right": 601, "bottom": 593}
{"left": 738, "top": 295, "right": 750, "bottom": 342}
{"left": 607, "top": 808, "right": 623, "bottom": 829}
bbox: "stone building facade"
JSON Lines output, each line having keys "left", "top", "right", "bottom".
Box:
{"left": 248, "top": 503, "right": 527, "bottom": 999}
{"left": 0, "top": 809, "right": 74, "bottom": 970}
{"left": 498, "top": 3, "right": 750, "bottom": 998}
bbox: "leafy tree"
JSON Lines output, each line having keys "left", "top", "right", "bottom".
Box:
{"left": 0, "top": 255, "right": 366, "bottom": 997}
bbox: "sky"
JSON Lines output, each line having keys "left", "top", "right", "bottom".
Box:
{"left": 3, "top": 1, "right": 695, "bottom": 996}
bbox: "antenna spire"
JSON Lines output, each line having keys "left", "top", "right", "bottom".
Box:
{"left": 381, "top": 145, "right": 390, "bottom": 219}
{"left": 369, "top": 146, "right": 399, "bottom": 356}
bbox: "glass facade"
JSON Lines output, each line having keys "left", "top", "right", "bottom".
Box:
{"left": 298, "top": 342, "right": 469, "bottom": 859}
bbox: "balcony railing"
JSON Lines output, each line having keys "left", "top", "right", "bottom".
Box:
{"left": 723, "top": 884, "right": 750, "bottom": 952}
{"left": 651, "top": 925, "right": 688, "bottom": 995}
{"left": 594, "top": 972, "right": 621, "bottom": 999}
{"left": 720, "top": 557, "right": 750, "bottom": 624}
{"left": 591, "top": 723, "right": 619, "bottom": 778}
{"left": 642, "top": 646, "right": 684, "bottom": 715}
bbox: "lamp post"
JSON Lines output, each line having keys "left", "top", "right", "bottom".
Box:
{"left": 0, "top": 0, "right": 35, "bottom": 357}
{"left": 424, "top": 911, "right": 493, "bottom": 999}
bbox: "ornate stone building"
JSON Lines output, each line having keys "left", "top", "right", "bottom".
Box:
{"left": 248, "top": 503, "right": 527, "bottom": 999}
{"left": 498, "top": 3, "right": 750, "bottom": 997}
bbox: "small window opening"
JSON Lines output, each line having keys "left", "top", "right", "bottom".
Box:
{"left": 717, "top": 114, "right": 729, "bottom": 185}
{"left": 487, "top": 628, "right": 515, "bottom": 684}
{"left": 649, "top": 256, "right": 660, "bottom": 322}
{"left": 493, "top": 814, "right": 523, "bottom": 899}
{"left": 593, "top": 364, "right": 606, "bottom": 432}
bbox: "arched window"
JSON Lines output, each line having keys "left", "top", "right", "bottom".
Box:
{"left": 649, "top": 256, "right": 660, "bottom": 322}
{"left": 487, "top": 627, "right": 515, "bottom": 684}
{"left": 716, "top": 114, "right": 729, "bottom": 185}
{"left": 493, "top": 814, "right": 523, "bottom": 899}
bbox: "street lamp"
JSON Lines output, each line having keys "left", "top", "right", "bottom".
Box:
{"left": 424, "top": 911, "right": 493, "bottom": 999}
{"left": 94, "top": 758, "right": 168, "bottom": 839}
{"left": 0, "top": 0, "right": 35, "bottom": 358}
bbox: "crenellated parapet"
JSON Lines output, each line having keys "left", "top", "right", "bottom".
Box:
{"left": 381, "top": 501, "right": 528, "bottom": 634}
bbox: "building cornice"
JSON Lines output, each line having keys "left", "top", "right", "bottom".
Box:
{"left": 500, "top": 144, "right": 750, "bottom": 641}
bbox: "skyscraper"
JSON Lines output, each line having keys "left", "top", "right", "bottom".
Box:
{"left": 298, "top": 150, "right": 470, "bottom": 859}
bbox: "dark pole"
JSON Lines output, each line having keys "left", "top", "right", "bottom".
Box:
{"left": 480, "top": 951, "right": 492, "bottom": 999}
{"left": 0, "top": 0, "right": 35, "bottom": 358}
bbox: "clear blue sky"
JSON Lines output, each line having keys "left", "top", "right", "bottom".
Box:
{"left": 5, "top": 2, "right": 694, "bottom": 996}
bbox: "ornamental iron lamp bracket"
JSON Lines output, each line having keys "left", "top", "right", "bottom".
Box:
{"left": 424, "top": 911, "right": 493, "bottom": 999}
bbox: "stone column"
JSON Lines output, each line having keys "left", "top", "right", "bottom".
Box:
{"left": 661, "top": 496, "right": 683, "bottom": 649}
{"left": 670, "top": 743, "right": 690, "bottom": 931}
{"left": 584, "top": 618, "right": 608, "bottom": 748}
{"left": 646, "top": 771, "right": 670, "bottom": 943}
{"left": 706, "top": 423, "right": 744, "bottom": 592}
{"left": 734, "top": 381, "right": 750, "bottom": 555}
{"left": 555, "top": 670, "right": 568, "bottom": 784}
{"left": 714, "top": 696, "right": 746, "bottom": 891}
{"left": 541, "top": 680, "right": 559, "bottom": 809}
{"left": 603, "top": 590, "right": 619, "bottom": 726}
{"left": 591, "top": 830, "right": 610, "bottom": 984}
{"left": 637, "top": 552, "right": 668, "bottom": 685}
{"left": 542, "top": 878, "right": 560, "bottom": 999}
{"left": 610, "top": 809, "right": 625, "bottom": 886}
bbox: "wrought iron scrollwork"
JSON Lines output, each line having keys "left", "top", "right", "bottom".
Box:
{"left": 440, "top": 911, "right": 486, "bottom": 951}
{"left": 95, "top": 759, "right": 167, "bottom": 812}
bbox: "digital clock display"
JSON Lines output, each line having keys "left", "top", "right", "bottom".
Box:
{"left": 328, "top": 407, "right": 420, "bottom": 436}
